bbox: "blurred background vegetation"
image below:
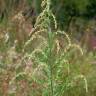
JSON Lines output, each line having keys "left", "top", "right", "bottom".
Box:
{"left": 0, "top": 0, "right": 96, "bottom": 51}
{"left": 1, "top": 0, "right": 96, "bottom": 28}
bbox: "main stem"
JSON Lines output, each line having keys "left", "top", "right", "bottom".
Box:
{"left": 46, "top": 0, "right": 54, "bottom": 95}
{"left": 48, "top": 27, "right": 54, "bottom": 96}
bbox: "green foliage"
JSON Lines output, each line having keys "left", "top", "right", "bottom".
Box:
{"left": 51, "top": 0, "right": 96, "bottom": 29}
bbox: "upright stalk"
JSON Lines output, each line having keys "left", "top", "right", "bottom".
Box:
{"left": 46, "top": 0, "right": 54, "bottom": 95}
{"left": 48, "top": 27, "right": 54, "bottom": 96}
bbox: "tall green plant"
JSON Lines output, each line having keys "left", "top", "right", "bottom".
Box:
{"left": 9, "top": 0, "right": 88, "bottom": 96}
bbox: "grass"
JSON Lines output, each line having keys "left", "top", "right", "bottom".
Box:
{"left": 0, "top": 0, "right": 96, "bottom": 96}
